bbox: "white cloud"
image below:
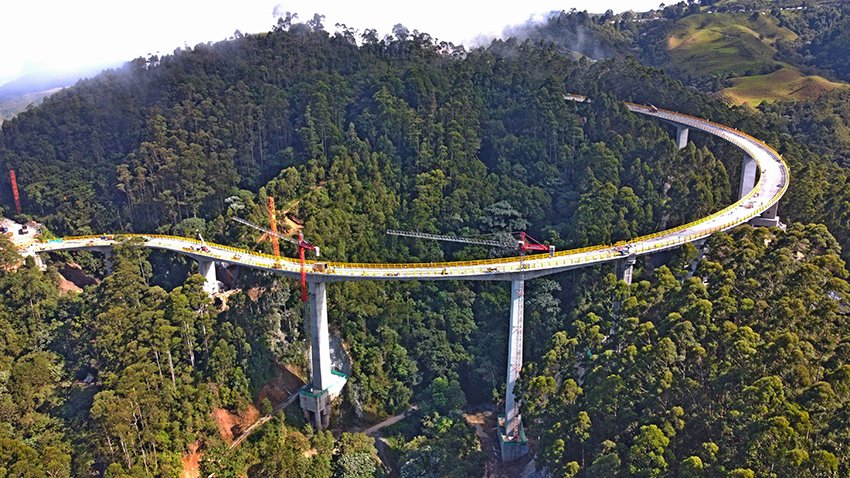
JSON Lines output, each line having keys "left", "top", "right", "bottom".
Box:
{"left": 0, "top": 0, "right": 660, "bottom": 85}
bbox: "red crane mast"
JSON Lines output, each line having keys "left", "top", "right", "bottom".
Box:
{"left": 267, "top": 196, "right": 281, "bottom": 258}
{"left": 9, "top": 169, "right": 21, "bottom": 214}
{"left": 231, "top": 215, "right": 319, "bottom": 304}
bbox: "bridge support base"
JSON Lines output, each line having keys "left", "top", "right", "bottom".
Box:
{"left": 197, "top": 259, "right": 219, "bottom": 294}
{"left": 676, "top": 125, "right": 689, "bottom": 150}
{"left": 502, "top": 279, "right": 528, "bottom": 462}
{"left": 750, "top": 202, "right": 781, "bottom": 228}
{"left": 299, "top": 371, "right": 347, "bottom": 429}
{"left": 300, "top": 282, "right": 347, "bottom": 429}
{"left": 499, "top": 414, "right": 529, "bottom": 462}
{"left": 616, "top": 255, "right": 638, "bottom": 285}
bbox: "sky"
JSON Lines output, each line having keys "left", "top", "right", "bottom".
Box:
{"left": 0, "top": 0, "right": 661, "bottom": 86}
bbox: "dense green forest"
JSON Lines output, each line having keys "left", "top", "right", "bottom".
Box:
{"left": 0, "top": 12, "right": 849, "bottom": 478}
{"left": 521, "top": 224, "right": 850, "bottom": 476}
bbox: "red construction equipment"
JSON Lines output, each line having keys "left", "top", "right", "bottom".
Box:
{"left": 516, "top": 231, "right": 552, "bottom": 255}
{"left": 231, "top": 215, "right": 319, "bottom": 304}
{"left": 9, "top": 169, "right": 21, "bottom": 214}
{"left": 268, "top": 196, "right": 280, "bottom": 258}
{"left": 295, "top": 230, "right": 317, "bottom": 303}
{"left": 386, "top": 229, "right": 554, "bottom": 257}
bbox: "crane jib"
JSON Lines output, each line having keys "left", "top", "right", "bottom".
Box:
{"left": 385, "top": 229, "right": 511, "bottom": 248}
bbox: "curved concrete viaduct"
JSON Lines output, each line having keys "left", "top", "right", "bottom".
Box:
{"left": 26, "top": 100, "right": 789, "bottom": 460}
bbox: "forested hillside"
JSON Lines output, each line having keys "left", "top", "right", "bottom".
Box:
{"left": 0, "top": 18, "right": 848, "bottom": 478}
{"left": 521, "top": 224, "right": 850, "bottom": 476}
{"left": 0, "top": 26, "right": 733, "bottom": 257}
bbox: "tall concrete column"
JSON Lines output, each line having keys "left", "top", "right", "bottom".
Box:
{"left": 505, "top": 279, "right": 524, "bottom": 438}
{"left": 300, "top": 281, "right": 347, "bottom": 429}
{"left": 616, "top": 255, "right": 637, "bottom": 285}
{"left": 309, "top": 281, "right": 333, "bottom": 391}
{"left": 761, "top": 202, "right": 778, "bottom": 220}
{"left": 739, "top": 155, "right": 757, "bottom": 199}
{"left": 500, "top": 279, "right": 529, "bottom": 462}
{"left": 32, "top": 253, "right": 46, "bottom": 271}
{"left": 676, "top": 125, "right": 689, "bottom": 150}
{"left": 103, "top": 250, "right": 115, "bottom": 275}
{"left": 197, "top": 259, "right": 219, "bottom": 294}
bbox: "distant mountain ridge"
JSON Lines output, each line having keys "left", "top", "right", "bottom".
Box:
{"left": 0, "top": 66, "right": 115, "bottom": 123}
{"left": 0, "top": 87, "right": 65, "bottom": 124}
{"left": 0, "top": 66, "right": 110, "bottom": 99}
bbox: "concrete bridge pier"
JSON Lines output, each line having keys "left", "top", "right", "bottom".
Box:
{"left": 197, "top": 259, "right": 220, "bottom": 294}
{"left": 676, "top": 125, "right": 689, "bottom": 150}
{"left": 739, "top": 155, "right": 757, "bottom": 199}
{"left": 616, "top": 255, "right": 638, "bottom": 285}
{"left": 32, "top": 253, "right": 46, "bottom": 271}
{"left": 738, "top": 155, "right": 781, "bottom": 227}
{"left": 300, "top": 281, "right": 347, "bottom": 429}
{"left": 751, "top": 202, "right": 781, "bottom": 228}
{"left": 102, "top": 250, "right": 115, "bottom": 275}
{"left": 499, "top": 279, "right": 529, "bottom": 462}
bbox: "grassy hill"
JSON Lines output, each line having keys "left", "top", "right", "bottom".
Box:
{"left": 664, "top": 12, "right": 845, "bottom": 105}
{"left": 724, "top": 66, "right": 846, "bottom": 106}
{"left": 667, "top": 12, "right": 795, "bottom": 77}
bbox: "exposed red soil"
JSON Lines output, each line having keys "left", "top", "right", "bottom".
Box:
{"left": 57, "top": 273, "right": 82, "bottom": 294}
{"left": 213, "top": 405, "right": 260, "bottom": 444}
{"left": 213, "top": 364, "right": 304, "bottom": 446}
{"left": 258, "top": 363, "right": 305, "bottom": 405}
{"left": 58, "top": 263, "right": 98, "bottom": 287}
{"left": 181, "top": 441, "right": 201, "bottom": 478}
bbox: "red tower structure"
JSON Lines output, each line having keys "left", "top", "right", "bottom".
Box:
{"left": 267, "top": 196, "right": 280, "bottom": 258}
{"left": 9, "top": 169, "right": 21, "bottom": 214}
